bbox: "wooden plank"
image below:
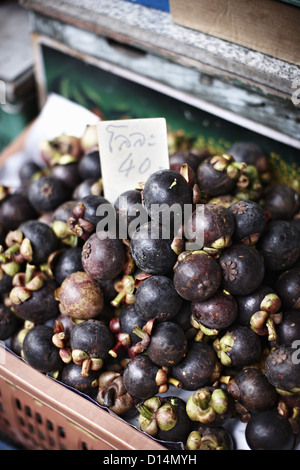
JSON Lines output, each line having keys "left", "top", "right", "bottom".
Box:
{"left": 169, "top": 0, "right": 300, "bottom": 66}
{"left": 30, "top": 30, "right": 300, "bottom": 146}
{"left": 19, "top": 0, "right": 300, "bottom": 99}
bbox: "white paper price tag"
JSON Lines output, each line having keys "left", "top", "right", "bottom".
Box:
{"left": 97, "top": 118, "right": 170, "bottom": 203}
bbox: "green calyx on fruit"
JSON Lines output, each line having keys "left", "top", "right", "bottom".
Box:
{"left": 213, "top": 333, "right": 235, "bottom": 366}
{"left": 52, "top": 220, "right": 78, "bottom": 247}
{"left": 137, "top": 397, "right": 178, "bottom": 436}
{"left": 250, "top": 293, "right": 282, "bottom": 341}
{"left": 9, "top": 264, "right": 45, "bottom": 305}
{"left": 4, "top": 229, "right": 34, "bottom": 264}
{"left": 186, "top": 387, "right": 228, "bottom": 423}
{"left": 186, "top": 430, "right": 229, "bottom": 450}
{"left": 190, "top": 314, "right": 219, "bottom": 337}
{"left": 111, "top": 275, "right": 135, "bottom": 308}
{"left": 210, "top": 154, "right": 247, "bottom": 180}
{"left": 71, "top": 348, "right": 104, "bottom": 377}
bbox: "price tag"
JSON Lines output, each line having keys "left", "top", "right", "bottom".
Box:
{"left": 97, "top": 118, "right": 170, "bottom": 203}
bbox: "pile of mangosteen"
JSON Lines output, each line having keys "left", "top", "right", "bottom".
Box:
{"left": 0, "top": 125, "right": 300, "bottom": 451}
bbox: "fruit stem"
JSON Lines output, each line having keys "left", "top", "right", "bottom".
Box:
{"left": 266, "top": 317, "right": 277, "bottom": 342}
{"left": 25, "top": 263, "right": 36, "bottom": 284}
{"left": 194, "top": 389, "right": 211, "bottom": 410}
{"left": 136, "top": 403, "right": 154, "bottom": 421}
{"left": 108, "top": 333, "right": 131, "bottom": 358}
{"left": 132, "top": 325, "right": 146, "bottom": 340}
{"left": 111, "top": 290, "right": 126, "bottom": 307}
{"left": 81, "top": 358, "right": 92, "bottom": 377}
{"left": 3, "top": 243, "right": 20, "bottom": 260}
{"left": 167, "top": 377, "right": 183, "bottom": 388}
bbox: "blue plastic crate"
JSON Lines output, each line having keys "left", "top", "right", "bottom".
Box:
{"left": 123, "top": 0, "right": 170, "bottom": 12}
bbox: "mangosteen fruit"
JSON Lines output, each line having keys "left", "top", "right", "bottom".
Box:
{"left": 51, "top": 162, "right": 81, "bottom": 189}
{"left": 97, "top": 371, "right": 134, "bottom": 416}
{"left": 56, "top": 271, "right": 104, "bottom": 319}
{"left": 54, "top": 247, "right": 83, "bottom": 285}
{"left": 114, "top": 189, "right": 147, "bottom": 239}
{"left": 0, "top": 272, "right": 16, "bottom": 296}
{"left": 142, "top": 168, "right": 193, "bottom": 226}
{"left": 173, "top": 250, "right": 221, "bottom": 302}
{"left": 134, "top": 275, "right": 182, "bottom": 323}
{"left": 40, "top": 134, "right": 82, "bottom": 167}
{"left": 191, "top": 289, "right": 238, "bottom": 335}
{"left": 130, "top": 221, "right": 178, "bottom": 275}
{"left": 186, "top": 425, "right": 235, "bottom": 450}
{"left": 169, "top": 150, "right": 204, "bottom": 174}
{"left": 28, "top": 176, "right": 70, "bottom": 213}
{"left": 185, "top": 203, "right": 235, "bottom": 253}
{"left": 275, "top": 310, "right": 300, "bottom": 346}
{"left": 78, "top": 149, "right": 101, "bottom": 180}
{"left": 22, "top": 324, "right": 63, "bottom": 373}
{"left": 227, "top": 367, "right": 278, "bottom": 414}
{"left": 0, "top": 193, "right": 37, "bottom": 231}
{"left": 263, "top": 184, "right": 299, "bottom": 220}
{"left": 9, "top": 265, "right": 59, "bottom": 324}
{"left": 108, "top": 305, "right": 146, "bottom": 358}
{"left": 137, "top": 396, "right": 192, "bottom": 443}
{"left": 265, "top": 344, "right": 300, "bottom": 395}
{"left": 123, "top": 355, "right": 173, "bottom": 400}
{"left": 228, "top": 142, "right": 268, "bottom": 173}
{"left": 69, "top": 319, "right": 114, "bottom": 376}
{"left": 72, "top": 178, "right": 102, "bottom": 200}
{"left": 218, "top": 244, "right": 265, "bottom": 295}
{"left": 67, "top": 195, "right": 113, "bottom": 240}
{"left": 276, "top": 267, "right": 300, "bottom": 310}
{"left": 81, "top": 232, "right": 126, "bottom": 281}
{"left": 131, "top": 321, "right": 187, "bottom": 368}
{"left": 245, "top": 410, "right": 294, "bottom": 450}
{"left": 18, "top": 220, "right": 60, "bottom": 265}
{"left": 186, "top": 386, "right": 234, "bottom": 425}
{"left": 171, "top": 341, "right": 221, "bottom": 391}
{"left": 0, "top": 303, "right": 18, "bottom": 340}
{"left": 229, "top": 199, "right": 266, "bottom": 245}
{"left": 213, "top": 325, "right": 262, "bottom": 368}
{"left": 196, "top": 154, "right": 246, "bottom": 197}
{"left": 60, "top": 362, "right": 99, "bottom": 397}
{"left": 53, "top": 200, "right": 78, "bottom": 224}
{"left": 19, "top": 161, "right": 42, "bottom": 182}
{"left": 235, "top": 285, "right": 282, "bottom": 341}
{"left": 258, "top": 220, "right": 300, "bottom": 272}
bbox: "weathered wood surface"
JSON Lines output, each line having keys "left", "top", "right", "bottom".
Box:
{"left": 20, "top": 0, "right": 300, "bottom": 144}
{"left": 20, "top": 0, "right": 300, "bottom": 98}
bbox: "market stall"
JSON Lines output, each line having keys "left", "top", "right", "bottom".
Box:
{"left": 0, "top": 0, "right": 299, "bottom": 452}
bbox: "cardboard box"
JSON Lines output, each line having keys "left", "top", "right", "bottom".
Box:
{"left": 169, "top": 0, "right": 300, "bottom": 65}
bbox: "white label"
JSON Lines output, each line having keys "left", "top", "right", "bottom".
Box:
{"left": 97, "top": 118, "right": 170, "bottom": 203}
